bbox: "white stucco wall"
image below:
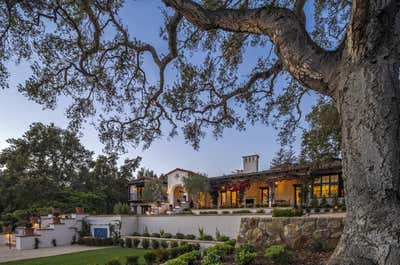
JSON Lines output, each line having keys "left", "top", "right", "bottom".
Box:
{"left": 167, "top": 169, "right": 190, "bottom": 205}
{"left": 135, "top": 215, "right": 244, "bottom": 239}
{"left": 85, "top": 215, "right": 138, "bottom": 237}
{"left": 16, "top": 224, "right": 78, "bottom": 250}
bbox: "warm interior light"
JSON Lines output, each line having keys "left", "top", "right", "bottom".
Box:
{"left": 5, "top": 233, "right": 11, "bottom": 239}
{"left": 33, "top": 223, "right": 39, "bottom": 229}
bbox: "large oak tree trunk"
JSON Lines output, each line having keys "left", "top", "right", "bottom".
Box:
{"left": 329, "top": 62, "right": 400, "bottom": 265}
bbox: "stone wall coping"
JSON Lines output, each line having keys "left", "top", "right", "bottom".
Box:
{"left": 124, "top": 235, "right": 224, "bottom": 245}
{"left": 15, "top": 234, "right": 41, "bottom": 237}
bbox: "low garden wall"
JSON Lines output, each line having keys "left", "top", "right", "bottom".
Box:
{"left": 135, "top": 215, "right": 244, "bottom": 239}
{"left": 237, "top": 216, "right": 345, "bottom": 250}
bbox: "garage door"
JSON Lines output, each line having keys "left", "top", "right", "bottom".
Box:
{"left": 94, "top": 228, "right": 108, "bottom": 238}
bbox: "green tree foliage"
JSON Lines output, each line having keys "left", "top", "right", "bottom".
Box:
{"left": 142, "top": 178, "right": 166, "bottom": 203}
{"left": 0, "top": 0, "right": 350, "bottom": 152}
{"left": 113, "top": 202, "right": 131, "bottom": 215}
{"left": 270, "top": 147, "right": 297, "bottom": 168}
{"left": 300, "top": 99, "right": 341, "bottom": 166}
{"left": 0, "top": 123, "right": 140, "bottom": 218}
{"left": 137, "top": 167, "right": 157, "bottom": 178}
{"left": 183, "top": 173, "right": 210, "bottom": 205}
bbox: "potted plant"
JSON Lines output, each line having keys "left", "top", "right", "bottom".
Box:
{"left": 53, "top": 212, "right": 61, "bottom": 224}
{"left": 75, "top": 207, "right": 85, "bottom": 214}
{"left": 24, "top": 223, "right": 34, "bottom": 236}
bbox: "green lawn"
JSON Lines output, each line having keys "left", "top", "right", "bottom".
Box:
{"left": 1, "top": 248, "right": 149, "bottom": 265}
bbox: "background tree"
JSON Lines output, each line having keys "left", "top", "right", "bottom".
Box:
{"left": 299, "top": 98, "right": 341, "bottom": 167}
{"left": 182, "top": 173, "right": 210, "bottom": 207}
{"left": 0, "top": 123, "right": 93, "bottom": 212}
{"left": 137, "top": 167, "right": 157, "bottom": 178}
{"left": 270, "top": 147, "right": 297, "bottom": 168}
{"left": 142, "top": 178, "right": 166, "bottom": 203}
{"left": 1, "top": 1, "right": 399, "bottom": 263}
{"left": 0, "top": 123, "right": 141, "bottom": 218}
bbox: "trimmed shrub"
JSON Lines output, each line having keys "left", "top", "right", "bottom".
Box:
{"left": 133, "top": 238, "right": 140, "bottom": 248}
{"left": 144, "top": 252, "right": 157, "bottom": 265}
{"left": 234, "top": 210, "right": 252, "bottom": 214}
{"left": 222, "top": 211, "right": 231, "bottom": 214}
{"left": 265, "top": 244, "right": 294, "bottom": 265}
{"left": 161, "top": 240, "right": 169, "bottom": 249}
{"left": 199, "top": 211, "right": 218, "bottom": 215}
{"left": 154, "top": 249, "right": 170, "bottom": 263}
{"left": 125, "top": 238, "right": 132, "bottom": 248}
{"left": 171, "top": 241, "right": 179, "bottom": 248}
{"left": 78, "top": 237, "right": 114, "bottom": 246}
{"left": 126, "top": 255, "right": 139, "bottom": 265}
{"left": 161, "top": 233, "right": 173, "bottom": 238}
{"left": 151, "top": 240, "right": 160, "bottom": 249}
{"left": 203, "top": 235, "right": 214, "bottom": 241}
{"left": 164, "top": 250, "right": 201, "bottom": 265}
{"left": 272, "top": 208, "right": 303, "bottom": 217}
{"left": 151, "top": 233, "right": 160, "bottom": 238}
{"left": 105, "top": 259, "right": 121, "bottom": 265}
{"left": 204, "top": 243, "right": 234, "bottom": 257}
{"left": 236, "top": 244, "right": 257, "bottom": 265}
{"left": 201, "top": 253, "right": 222, "bottom": 265}
{"left": 175, "top": 233, "right": 184, "bottom": 239}
{"left": 225, "top": 239, "right": 236, "bottom": 247}
{"left": 132, "top": 232, "right": 140, "bottom": 236}
{"left": 142, "top": 238, "right": 150, "bottom": 249}
{"left": 184, "top": 234, "right": 196, "bottom": 240}
{"left": 311, "top": 195, "right": 319, "bottom": 209}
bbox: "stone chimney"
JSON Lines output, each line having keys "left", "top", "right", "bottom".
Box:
{"left": 242, "top": 155, "right": 259, "bottom": 173}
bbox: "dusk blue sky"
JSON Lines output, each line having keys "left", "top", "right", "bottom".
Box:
{"left": 0, "top": 1, "right": 318, "bottom": 177}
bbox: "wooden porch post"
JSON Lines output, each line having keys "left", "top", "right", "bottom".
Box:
{"left": 268, "top": 182, "right": 275, "bottom": 207}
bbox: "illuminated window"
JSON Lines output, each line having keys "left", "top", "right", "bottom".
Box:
{"left": 321, "top": 185, "right": 329, "bottom": 197}
{"left": 231, "top": 191, "right": 238, "bottom": 206}
{"left": 313, "top": 186, "right": 321, "bottom": 197}
{"left": 221, "top": 192, "right": 227, "bottom": 206}
{"left": 330, "top": 185, "right": 339, "bottom": 196}
{"left": 261, "top": 188, "right": 269, "bottom": 204}
{"left": 312, "top": 175, "right": 340, "bottom": 198}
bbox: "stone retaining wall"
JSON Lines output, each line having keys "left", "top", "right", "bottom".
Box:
{"left": 237, "top": 217, "right": 345, "bottom": 250}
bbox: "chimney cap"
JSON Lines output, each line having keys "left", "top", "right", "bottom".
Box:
{"left": 242, "top": 154, "right": 259, "bottom": 158}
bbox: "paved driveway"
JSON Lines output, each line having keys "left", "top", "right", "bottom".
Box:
{"left": 0, "top": 245, "right": 109, "bottom": 263}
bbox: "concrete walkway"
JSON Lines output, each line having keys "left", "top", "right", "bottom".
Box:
{"left": 0, "top": 245, "right": 110, "bottom": 263}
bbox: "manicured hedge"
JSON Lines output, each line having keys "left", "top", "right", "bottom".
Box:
{"left": 272, "top": 208, "right": 303, "bottom": 217}
{"left": 78, "top": 237, "right": 114, "bottom": 246}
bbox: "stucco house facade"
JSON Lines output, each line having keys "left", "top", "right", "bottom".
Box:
{"left": 128, "top": 155, "right": 344, "bottom": 214}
